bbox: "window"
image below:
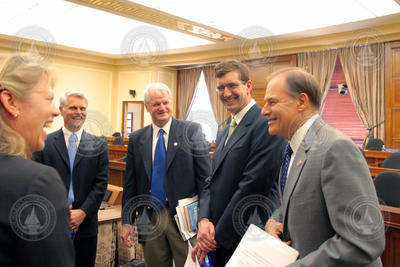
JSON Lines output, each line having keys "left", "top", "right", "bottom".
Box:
{"left": 186, "top": 71, "right": 218, "bottom": 142}
{"left": 126, "top": 112, "right": 133, "bottom": 135}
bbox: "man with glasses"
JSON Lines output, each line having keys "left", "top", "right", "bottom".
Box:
{"left": 193, "top": 60, "right": 286, "bottom": 266}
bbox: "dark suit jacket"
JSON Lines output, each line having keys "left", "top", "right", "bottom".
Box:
{"left": 203, "top": 104, "right": 286, "bottom": 251}
{"left": 32, "top": 129, "right": 109, "bottom": 237}
{"left": 0, "top": 154, "right": 75, "bottom": 266}
{"left": 122, "top": 118, "right": 211, "bottom": 241}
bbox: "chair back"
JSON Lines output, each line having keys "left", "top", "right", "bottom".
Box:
{"left": 365, "top": 138, "right": 384, "bottom": 151}
{"left": 374, "top": 171, "right": 400, "bottom": 207}
{"left": 382, "top": 152, "right": 400, "bottom": 169}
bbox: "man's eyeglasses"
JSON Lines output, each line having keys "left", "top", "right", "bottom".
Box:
{"left": 215, "top": 81, "right": 247, "bottom": 92}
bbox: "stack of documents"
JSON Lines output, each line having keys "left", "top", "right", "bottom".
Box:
{"left": 226, "top": 224, "right": 299, "bottom": 267}
{"left": 175, "top": 195, "right": 199, "bottom": 241}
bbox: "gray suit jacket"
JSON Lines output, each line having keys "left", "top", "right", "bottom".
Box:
{"left": 271, "top": 117, "right": 385, "bottom": 267}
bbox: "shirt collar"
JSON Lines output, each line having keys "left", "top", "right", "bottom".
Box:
{"left": 62, "top": 126, "right": 83, "bottom": 141}
{"left": 289, "top": 114, "right": 319, "bottom": 155}
{"left": 152, "top": 117, "right": 172, "bottom": 137}
{"left": 232, "top": 99, "right": 256, "bottom": 125}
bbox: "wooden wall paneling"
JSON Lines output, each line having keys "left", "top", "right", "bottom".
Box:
{"left": 381, "top": 205, "right": 400, "bottom": 267}
{"left": 385, "top": 41, "right": 400, "bottom": 148}
{"left": 250, "top": 54, "right": 297, "bottom": 107}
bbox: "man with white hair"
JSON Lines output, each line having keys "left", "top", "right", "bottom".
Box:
{"left": 33, "top": 90, "right": 109, "bottom": 267}
{"left": 121, "top": 82, "right": 212, "bottom": 267}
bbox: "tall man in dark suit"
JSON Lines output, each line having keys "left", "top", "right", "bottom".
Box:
{"left": 193, "top": 61, "right": 286, "bottom": 266}
{"left": 263, "top": 67, "right": 384, "bottom": 266}
{"left": 121, "top": 82, "right": 212, "bottom": 267}
{"left": 32, "top": 90, "right": 109, "bottom": 267}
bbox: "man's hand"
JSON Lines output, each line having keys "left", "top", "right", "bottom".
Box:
{"left": 191, "top": 244, "right": 208, "bottom": 264}
{"left": 265, "top": 219, "right": 291, "bottom": 245}
{"left": 121, "top": 224, "right": 135, "bottom": 248}
{"left": 196, "top": 219, "right": 218, "bottom": 252}
{"left": 70, "top": 209, "right": 86, "bottom": 231}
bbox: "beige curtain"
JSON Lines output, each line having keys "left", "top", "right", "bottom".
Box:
{"left": 177, "top": 67, "right": 202, "bottom": 119}
{"left": 203, "top": 65, "right": 227, "bottom": 128}
{"left": 298, "top": 49, "right": 338, "bottom": 107}
{"left": 338, "top": 43, "right": 385, "bottom": 141}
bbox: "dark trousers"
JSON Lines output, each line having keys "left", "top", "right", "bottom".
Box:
{"left": 212, "top": 243, "right": 238, "bottom": 267}
{"left": 74, "top": 235, "right": 98, "bottom": 267}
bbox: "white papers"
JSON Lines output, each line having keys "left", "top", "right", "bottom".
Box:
{"left": 184, "top": 240, "right": 201, "bottom": 267}
{"left": 175, "top": 195, "right": 198, "bottom": 241}
{"left": 226, "top": 224, "right": 299, "bottom": 267}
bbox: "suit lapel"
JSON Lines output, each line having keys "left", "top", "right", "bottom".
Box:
{"left": 53, "top": 129, "right": 70, "bottom": 170}
{"left": 73, "top": 131, "right": 86, "bottom": 169}
{"left": 281, "top": 117, "right": 326, "bottom": 226}
{"left": 212, "top": 104, "right": 259, "bottom": 175}
{"left": 140, "top": 126, "right": 153, "bottom": 182}
{"left": 166, "top": 118, "right": 179, "bottom": 172}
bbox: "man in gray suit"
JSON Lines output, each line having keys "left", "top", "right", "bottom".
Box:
{"left": 263, "top": 67, "right": 385, "bottom": 266}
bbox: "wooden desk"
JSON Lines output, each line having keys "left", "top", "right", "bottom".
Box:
{"left": 98, "top": 205, "right": 122, "bottom": 223}
{"left": 369, "top": 167, "right": 400, "bottom": 179}
{"left": 108, "top": 145, "right": 128, "bottom": 161}
{"left": 107, "top": 137, "right": 129, "bottom": 146}
{"left": 381, "top": 205, "right": 400, "bottom": 267}
{"left": 365, "top": 150, "right": 393, "bottom": 167}
{"left": 96, "top": 205, "right": 144, "bottom": 266}
{"left": 109, "top": 160, "right": 126, "bottom": 187}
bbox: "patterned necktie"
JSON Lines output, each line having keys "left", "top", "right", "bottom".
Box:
{"left": 280, "top": 144, "right": 293, "bottom": 195}
{"left": 226, "top": 118, "right": 237, "bottom": 142}
{"left": 151, "top": 129, "right": 167, "bottom": 209}
{"left": 67, "top": 133, "right": 78, "bottom": 206}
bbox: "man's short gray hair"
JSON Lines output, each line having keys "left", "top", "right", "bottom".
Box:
{"left": 60, "top": 90, "right": 89, "bottom": 109}
{"left": 144, "top": 82, "right": 172, "bottom": 105}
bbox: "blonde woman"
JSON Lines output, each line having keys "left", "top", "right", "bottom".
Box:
{"left": 0, "top": 53, "right": 75, "bottom": 266}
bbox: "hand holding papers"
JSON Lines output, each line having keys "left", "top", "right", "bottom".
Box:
{"left": 175, "top": 195, "right": 199, "bottom": 241}
{"left": 226, "top": 224, "right": 299, "bottom": 267}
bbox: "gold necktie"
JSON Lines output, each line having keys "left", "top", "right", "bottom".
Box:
{"left": 226, "top": 118, "right": 237, "bottom": 141}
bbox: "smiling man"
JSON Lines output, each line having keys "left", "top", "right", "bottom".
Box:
{"left": 32, "top": 90, "right": 109, "bottom": 267}
{"left": 193, "top": 61, "right": 285, "bottom": 266}
{"left": 121, "top": 82, "right": 212, "bottom": 267}
{"left": 262, "top": 67, "right": 385, "bottom": 266}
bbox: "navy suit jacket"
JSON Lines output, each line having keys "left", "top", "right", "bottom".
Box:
{"left": 0, "top": 154, "right": 75, "bottom": 266}
{"left": 203, "top": 103, "right": 286, "bottom": 250}
{"left": 32, "top": 129, "right": 109, "bottom": 237}
{"left": 122, "top": 118, "right": 211, "bottom": 241}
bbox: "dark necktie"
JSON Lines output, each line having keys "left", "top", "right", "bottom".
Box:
{"left": 280, "top": 144, "right": 293, "bottom": 195}
{"left": 67, "top": 133, "right": 78, "bottom": 206}
{"left": 151, "top": 129, "right": 167, "bottom": 209}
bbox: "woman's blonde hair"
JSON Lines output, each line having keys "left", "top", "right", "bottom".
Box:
{"left": 0, "top": 53, "right": 55, "bottom": 157}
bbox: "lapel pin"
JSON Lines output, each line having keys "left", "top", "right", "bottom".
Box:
{"left": 173, "top": 142, "right": 178, "bottom": 147}
{"left": 297, "top": 160, "right": 302, "bottom": 166}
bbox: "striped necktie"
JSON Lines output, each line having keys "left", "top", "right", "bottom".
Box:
{"left": 280, "top": 144, "right": 293, "bottom": 195}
